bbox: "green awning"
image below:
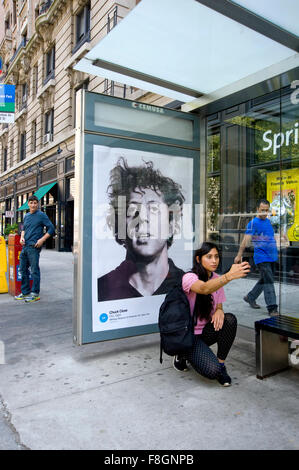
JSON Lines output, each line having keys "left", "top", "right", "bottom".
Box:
{"left": 17, "top": 181, "right": 57, "bottom": 211}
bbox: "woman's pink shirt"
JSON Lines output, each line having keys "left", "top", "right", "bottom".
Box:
{"left": 182, "top": 272, "right": 226, "bottom": 335}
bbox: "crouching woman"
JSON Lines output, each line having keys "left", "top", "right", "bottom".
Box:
{"left": 174, "top": 242, "right": 250, "bottom": 387}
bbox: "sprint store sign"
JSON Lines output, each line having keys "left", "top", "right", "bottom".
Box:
{"left": 262, "top": 122, "right": 298, "bottom": 156}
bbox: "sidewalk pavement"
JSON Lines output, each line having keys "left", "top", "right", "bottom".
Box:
{"left": 0, "top": 249, "right": 298, "bottom": 450}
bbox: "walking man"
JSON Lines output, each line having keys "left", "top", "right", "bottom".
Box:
{"left": 15, "top": 195, "right": 55, "bottom": 302}
{"left": 234, "top": 198, "right": 278, "bottom": 316}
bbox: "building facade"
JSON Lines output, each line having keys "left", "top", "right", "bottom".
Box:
{"left": 0, "top": 0, "right": 169, "bottom": 250}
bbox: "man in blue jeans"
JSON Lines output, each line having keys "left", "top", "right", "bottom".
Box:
{"left": 234, "top": 198, "right": 278, "bottom": 316}
{"left": 15, "top": 195, "right": 55, "bottom": 303}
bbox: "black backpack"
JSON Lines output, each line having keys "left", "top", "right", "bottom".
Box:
{"left": 158, "top": 284, "right": 195, "bottom": 364}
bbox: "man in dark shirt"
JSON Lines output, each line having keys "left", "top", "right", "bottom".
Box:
{"left": 15, "top": 195, "right": 55, "bottom": 302}
{"left": 98, "top": 158, "right": 185, "bottom": 302}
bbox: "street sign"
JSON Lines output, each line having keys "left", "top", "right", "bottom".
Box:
{"left": 0, "top": 84, "right": 15, "bottom": 112}
{"left": 0, "top": 112, "right": 14, "bottom": 123}
{"left": 0, "top": 84, "right": 15, "bottom": 123}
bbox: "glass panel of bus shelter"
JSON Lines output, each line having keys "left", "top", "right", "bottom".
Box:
{"left": 206, "top": 94, "right": 288, "bottom": 329}
{"left": 278, "top": 91, "right": 299, "bottom": 319}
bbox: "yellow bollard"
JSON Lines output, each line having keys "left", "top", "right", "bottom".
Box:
{"left": 0, "top": 236, "right": 8, "bottom": 293}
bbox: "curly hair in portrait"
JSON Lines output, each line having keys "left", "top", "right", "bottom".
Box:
{"left": 106, "top": 157, "right": 185, "bottom": 247}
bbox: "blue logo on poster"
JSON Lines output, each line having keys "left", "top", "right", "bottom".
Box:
{"left": 99, "top": 313, "right": 108, "bottom": 323}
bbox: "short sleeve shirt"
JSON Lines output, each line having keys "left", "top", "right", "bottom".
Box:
{"left": 245, "top": 217, "right": 278, "bottom": 264}
{"left": 182, "top": 272, "right": 226, "bottom": 335}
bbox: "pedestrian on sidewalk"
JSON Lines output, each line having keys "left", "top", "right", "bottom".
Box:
{"left": 174, "top": 242, "right": 250, "bottom": 387}
{"left": 234, "top": 198, "right": 278, "bottom": 316}
{"left": 15, "top": 195, "right": 55, "bottom": 302}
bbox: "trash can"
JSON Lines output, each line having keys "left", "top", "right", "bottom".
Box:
{"left": 0, "top": 235, "right": 8, "bottom": 293}
{"left": 8, "top": 234, "right": 32, "bottom": 296}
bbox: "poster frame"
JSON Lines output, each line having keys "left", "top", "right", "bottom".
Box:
{"left": 73, "top": 90, "right": 200, "bottom": 345}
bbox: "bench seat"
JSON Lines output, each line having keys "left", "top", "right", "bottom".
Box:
{"left": 255, "top": 316, "right": 299, "bottom": 379}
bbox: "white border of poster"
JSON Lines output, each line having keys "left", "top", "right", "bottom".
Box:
{"left": 92, "top": 145, "right": 193, "bottom": 333}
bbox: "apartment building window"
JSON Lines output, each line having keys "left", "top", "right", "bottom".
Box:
{"left": 73, "top": 3, "right": 90, "bottom": 53}
{"left": 20, "top": 132, "right": 26, "bottom": 161}
{"left": 33, "top": 65, "right": 38, "bottom": 97}
{"left": 123, "top": 85, "right": 136, "bottom": 99}
{"left": 21, "top": 32, "right": 27, "bottom": 48}
{"left": 39, "top": 0, "right": 53, "bottom": 15}
{"left": 32, "top": 120, "right": 37, "bottom": 153}
{"left": 13, "top": 0, "right": 17, "bottom": 25}
{"left": 5, "top": 16, "right": 10, "bottom": 32}
{"left": 10, "top": 139, "right": 13, "bottom": 167}
{"left": 103, "top": 79, "right": 114, "bottom": 96}
{"left": 44, "top": 109, "right": 54, "bottom": 144}
{"left": 44, "top": 46, "right": 55, "bottom": 85}
{"left": 107, "top": 6, "right": 118, "bottom": 33}
{"left": 3, "top": 148, "right": 8, "bottom": 172}
{"left": 21, "top": 83, "right": 28, "bottom": 109}
{"left": 35, "top": 5, "right": 40, "bottom": 20}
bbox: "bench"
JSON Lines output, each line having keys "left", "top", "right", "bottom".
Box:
{"left": 255, "top": 316, "right": 299, "bottom": 379}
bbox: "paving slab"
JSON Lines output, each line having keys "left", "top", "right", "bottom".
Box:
{"left": 0, "top": 250, "right": 298, "bottom": 450}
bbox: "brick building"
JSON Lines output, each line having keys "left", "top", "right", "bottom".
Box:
{"left": 0, "top": 0, "right": 170, "bottom": 250}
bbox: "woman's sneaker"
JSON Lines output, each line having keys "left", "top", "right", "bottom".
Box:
{"left": 173, "top": 355, "right": 189, "bottom": 372}
{"left": 14, "top": 293, "right": 26, "bottom": 300}
{"left": 24, "top": 293, "right": 40, "bottom": 303}
{"left": 217, "top": 363, "right": 232, "bottom": 387}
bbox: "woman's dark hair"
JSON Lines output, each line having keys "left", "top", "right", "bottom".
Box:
{"left": 192, "top": 242, "right": 220, "bottom": 322}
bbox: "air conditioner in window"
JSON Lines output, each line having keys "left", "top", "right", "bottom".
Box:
{"left": 43, "top": 133, "right": 53, "bottom": 144}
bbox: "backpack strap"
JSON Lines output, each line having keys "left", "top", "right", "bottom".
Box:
{"left": 160, "top": 341, "right": 163, "bottom": 364}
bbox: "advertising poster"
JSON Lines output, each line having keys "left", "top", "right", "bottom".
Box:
{"left": 267, "top": 168, "right": 299, "bottom": 242}
{"left": 0, "top": 84, "right": 15, "bottom": 123}
{"left": 92, "top": 145, "right": 193, "bottom": 333}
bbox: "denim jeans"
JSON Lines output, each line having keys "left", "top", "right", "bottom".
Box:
{"left": 247, "top": 261, "right": 278, "bottom": 313}
{"left": 19, "top": 245, "right": 41, "bottom": 295}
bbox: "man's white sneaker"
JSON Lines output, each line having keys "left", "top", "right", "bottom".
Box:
{"left": 24, "top": 293, "right": 40, "bottom": 303}
{"left": 14, "top": 293, "right": 26, "bottom": 300}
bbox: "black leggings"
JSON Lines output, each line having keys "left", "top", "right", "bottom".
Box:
{"left": 186, "top": 313, "right": 237, "bottom": 380}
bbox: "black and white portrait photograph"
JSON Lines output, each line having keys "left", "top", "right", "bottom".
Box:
{"left": 92, "top": 145, "right": 193, "bottom": 333}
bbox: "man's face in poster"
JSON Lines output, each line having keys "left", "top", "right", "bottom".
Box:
{"left": 125, "top": 187, "right": 174, "bottom": 262}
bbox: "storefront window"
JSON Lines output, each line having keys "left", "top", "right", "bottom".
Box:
{"left": 48, "top": 193, "right": 54, "bottom": 205}
{"left": 207, "top": 132, "right": 220, "bottom": 172}
{"left": 207, "top": 130, "right": 221, "bottom": 242}
{"left": 206, "top": 83, "right": 299, "bottom": 327}
{"left": 0, "top": 202, "right": 5, "bottom": 235}
{"left": 17, "top": 196, "right": 22, "bottom": 223}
